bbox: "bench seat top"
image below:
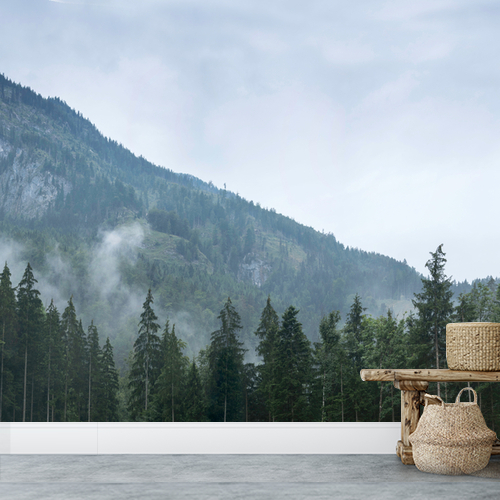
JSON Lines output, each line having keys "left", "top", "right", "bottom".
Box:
{"left": 361, "top": 368, "right": 500, "bottom": 383}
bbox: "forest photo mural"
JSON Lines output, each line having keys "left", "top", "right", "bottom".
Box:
{"left": 1, "top": 76, "right": 499, "bottom": 424}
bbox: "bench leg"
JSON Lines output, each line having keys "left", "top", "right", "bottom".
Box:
{"left": 396, "top": 440, "right": 413, "bottom": 464}
{"left": 394, "top": 380, "right": 429, "bottom": 465}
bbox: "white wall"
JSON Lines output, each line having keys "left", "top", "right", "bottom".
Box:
{"left": 0, "top": 422, "right": 400, "bottom": 454}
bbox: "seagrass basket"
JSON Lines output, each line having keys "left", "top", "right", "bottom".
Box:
{"left": 409, "top": 388, "right": 496, "bottom": 475}
{"left": 446, "top": 322, "right": 500, "bottom": 371}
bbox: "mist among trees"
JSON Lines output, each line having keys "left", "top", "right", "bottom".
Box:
{"left": 3, "top": 245, "right": 500, "bottom": 426}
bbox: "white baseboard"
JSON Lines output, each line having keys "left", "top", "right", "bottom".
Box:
{"left": 0, "top": 422, "right": 400, "bottom": 454}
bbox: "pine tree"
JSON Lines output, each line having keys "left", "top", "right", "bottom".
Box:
{"left": 0, "top": 263, "right": 17, "bottom": 422}
{"left": 75, "top": 319, "right": 89, "bottom": 421}
{"left": 470, "top": 282, "right": 494, "bottom": 321}
{"left": 17, "top": 263, "right": 43, "bottom": 422}
{"left": 128, "top": 289, "right": 161, "bottom": 420}
{"left": 364, "top": 311, "right": 407, "bottom": 421}
{"left": 410, "top": 244, "right": 454, "bottom": 397}
{"left": 155, "top": 323, "right": 188, "bottom": 421}
{"left": 87, "top": 320, "right": 101, "bottom": 422}
{"left": 454, "top": 292, "right": 476, "bottom": 322}
{"left": 315, "top": 310, "right": 342, "bottom": 422}
{"left": 196, "top": 346, "right": 211, "bottom": 404}
{"left": 491, "top": 285, "right": 500, "bottom": 323}
{"left": 44, "top": 300, "right": 63, "bottom": 422}
{"left": 242, "top": 362, "right": 260, "bottom": 421}
{"left": 342, "top": 294, "right": 369, "bottom": 421}
{"left": 61, "top": 297, "right": 78, "bottom": 421}
{"left": 61, "top": 297, "right": 88, "bottom": 421}
{"left": 208, "top": 297, "right": 246, "bottom": 422}
{"left": 184, "top": 358, "right": 206, "bottom": 421}
{"left": 254, "top": 296, "right": 279, "bottom": 421}
{"left": 273, "top": 306, "right": 313, "bottom": 421}
{"left": 99, "top": 337, "right": 120, "bottom": 421}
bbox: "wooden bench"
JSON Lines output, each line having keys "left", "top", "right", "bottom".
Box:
{"left": 360, "top": 369, "right": 500, "bottom": 464}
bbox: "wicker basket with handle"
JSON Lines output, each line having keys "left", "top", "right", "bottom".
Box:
{"left": 446, "top": 322, "right": 500, "bottom": 371}
{"left": 409, "top": 387, "right": 496, "bottom": 475}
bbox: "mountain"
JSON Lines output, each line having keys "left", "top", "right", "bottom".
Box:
{"left": 0, "top": 73, "right": 423, "bottom": 369}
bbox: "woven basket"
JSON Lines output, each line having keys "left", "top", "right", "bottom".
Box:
{"left": 446, "top": 322, "right": 500, "bottom": 371}
{"left": 409, "top": 388, "right": 496, "bottom": 475}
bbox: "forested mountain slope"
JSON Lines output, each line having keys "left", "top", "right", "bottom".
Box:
{"left": 0, "top": 73, "right": 423, "bottom": 368}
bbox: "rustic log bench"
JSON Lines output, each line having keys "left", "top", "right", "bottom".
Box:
{"left": 360, "top": 369, "right": 500, "bottom": 465}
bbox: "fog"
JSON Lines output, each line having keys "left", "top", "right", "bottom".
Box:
{"left": 0, "top": 223, "right": 219, "bottom": 371}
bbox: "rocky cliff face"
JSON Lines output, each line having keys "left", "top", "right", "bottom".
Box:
{"left": 239, "top": 254, "right": 271, "bottom": 287}
{"left": 0, "top": 140, "right": 71, "bottom": 219}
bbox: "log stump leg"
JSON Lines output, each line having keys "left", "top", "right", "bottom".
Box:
{"left": 394, "top": 380, "right": 429, "bottom": 465}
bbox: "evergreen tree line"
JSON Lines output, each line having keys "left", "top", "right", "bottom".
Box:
{"left": 0, "top": 262, "right": 120, "bottom": 422}
{"left": 126, "top": 287, "right": 407, "bottom": 422}
{"left": 4, "top": 244, "right": 500, "bottom": 424}
{"left": 126, "top": 245, "right": 500, "bottom": 427}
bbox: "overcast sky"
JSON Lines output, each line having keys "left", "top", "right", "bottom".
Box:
{"left": 1, "top": 0, "right": 500, "bottom": 282}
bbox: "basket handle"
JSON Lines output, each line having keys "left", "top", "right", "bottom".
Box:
{"left": 424, "top": 394, "right": 445, "bottom": 407}
{"left": 456, "top": 387, "right": 477, "bottom": 404}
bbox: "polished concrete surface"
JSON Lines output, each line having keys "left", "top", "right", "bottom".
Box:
{"left": 1, "top": 454, "right": 500, "bottom": 499}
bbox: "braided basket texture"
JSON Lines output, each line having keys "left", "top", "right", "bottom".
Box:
{"left": 446, "top": 322, "right": 500, "bottom": 371}
{"left": 409, "top": 388, "right": 496, "bottom": 475}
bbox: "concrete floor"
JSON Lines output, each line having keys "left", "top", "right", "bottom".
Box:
{"left": 1, "top": 454, "right": 500, "bottom": 499}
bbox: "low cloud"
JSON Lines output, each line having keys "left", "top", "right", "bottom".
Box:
{"left": 0, "top": 223, "right": 218, "bottom": 368}
{"left": 90, "top": 223, "right": 144, "bottom": 303}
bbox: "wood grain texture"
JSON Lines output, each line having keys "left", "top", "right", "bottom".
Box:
{"left": 401, "top": 390, "right": 421, "bottom": 447}
{"left": 394, "top": 380, "right": 429, "bottom": 392}
{"left": 361, "top": 368, "right": 500, "bottom": 383}
{"left": 396, "top": 440, "right": 414, "bottom": 465}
